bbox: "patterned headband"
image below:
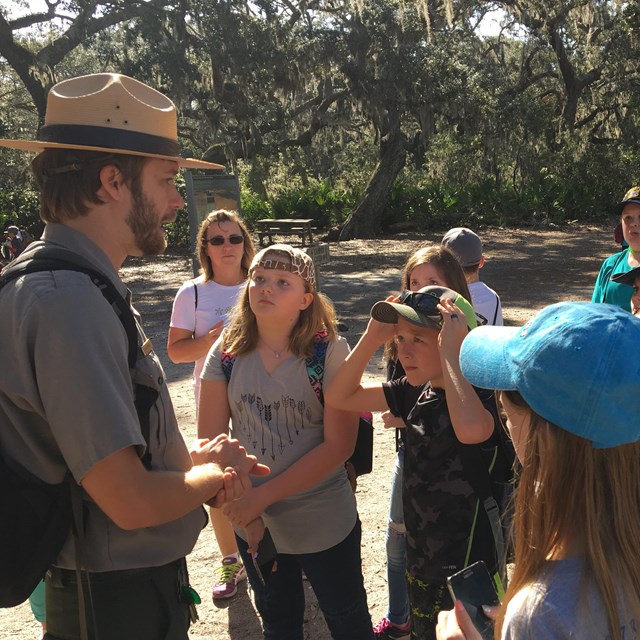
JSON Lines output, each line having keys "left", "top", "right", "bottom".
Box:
{"left": 250, "top": 244, "right": 316, "bottom": 289}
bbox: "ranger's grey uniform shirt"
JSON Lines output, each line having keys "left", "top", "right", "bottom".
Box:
{"left": 0, "top": 223, "right": 205, "bottom": 571}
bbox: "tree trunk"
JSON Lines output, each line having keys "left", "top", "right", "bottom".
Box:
{"left": 339, "top": 107, "right": 406, "bottom": 240}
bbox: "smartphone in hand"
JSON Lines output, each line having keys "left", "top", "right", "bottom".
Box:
{"left": 446, "top": 561, "right": 500, "bottom": 640}
{"left": 252, "top": 528, "right": 277, "bottom": 586}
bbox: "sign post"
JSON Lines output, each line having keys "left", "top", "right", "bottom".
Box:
{"left": 184, "top": 172, "right": 241, "bottom": 276}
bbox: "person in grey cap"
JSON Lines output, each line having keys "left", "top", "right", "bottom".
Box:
{"left": 0, "top": 73, "right": 268, "bottom": 639}
{"left": 441, "top": 227, "right": 503, "bottom": 326}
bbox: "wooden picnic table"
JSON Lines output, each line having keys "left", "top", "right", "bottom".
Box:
{"left": 256, "top": 218, "right": 315, "bottom": 247}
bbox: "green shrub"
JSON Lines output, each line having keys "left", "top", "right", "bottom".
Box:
{"left": 0, "top": 186, "right": 41, "bottom": 235}
{"left": 240, "top": 190, "right": 271, "bottom": 226}
{"left": 264, "top": 181, "right": 356, "bottom": 229}
{"left": 164, "top": 207, "right": 190, "bottom": 249}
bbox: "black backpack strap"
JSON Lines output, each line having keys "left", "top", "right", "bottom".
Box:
{"left": 305, "top": 332, "right": 374, "bottom": 477}
{"left": 306, "top": 331, "right": 329, "bottom": 404}
{"left": 457, "top": 442, "right": 506, "bottom": 582}
{"left": 455, "top": 394, "right": 514, "bottom": 585}
{"left": 70, "top": 482, "right": 90, "bottom": 640}
{"left": 1, "top": 247, "right": 138, "bottom": 370}
{"left": 221, "top": 351, "right": 236, "bottom": 382}
{"left": 134, "top": 386, "right": 156, "bottom": 470}
{"left": 193, "top": 281, "right": 198, "bottom": 310}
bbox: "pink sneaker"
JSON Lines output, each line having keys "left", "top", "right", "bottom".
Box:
{"left": 211, "top": 557, "right": 246, "bottom": 600}
{"left": 373, "top": 616, "right": 411, "bottom": 640}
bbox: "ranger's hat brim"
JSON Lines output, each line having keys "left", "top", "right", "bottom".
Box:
{"left": 0, "top": 73, "right": 223, "bottom": 170}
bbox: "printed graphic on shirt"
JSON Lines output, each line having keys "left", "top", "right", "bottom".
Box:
{"left": 233, "top": 392, "right": 314, "bottom": 459}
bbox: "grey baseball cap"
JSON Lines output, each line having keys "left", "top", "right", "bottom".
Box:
{"left": 441, "top": 227, "right": 483, "bottom": 267}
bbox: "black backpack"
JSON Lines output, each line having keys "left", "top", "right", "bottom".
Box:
{"left": 455, "top": 396, "right": 517, "bottom": 592}
{"left": 0, "top": 245, "right": 156, "bottom": 607}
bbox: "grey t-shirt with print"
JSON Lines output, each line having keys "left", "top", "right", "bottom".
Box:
{"left": 202, "top": 336, "right": 357, "bottom": 554}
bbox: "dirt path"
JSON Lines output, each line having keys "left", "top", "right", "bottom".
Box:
{"left": 0, "top": 225, "right": 617, "bottom": 639}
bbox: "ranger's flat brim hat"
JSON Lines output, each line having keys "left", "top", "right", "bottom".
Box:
{"left": 0, "top": 73, "right": 223, "bottom": 170}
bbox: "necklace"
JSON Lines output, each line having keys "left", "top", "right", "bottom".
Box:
{"left": 260, "top": 340, "right": 288, "bottom": 359}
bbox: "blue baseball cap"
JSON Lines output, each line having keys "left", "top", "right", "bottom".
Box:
{"left": 460, "top": 301, "right": 640, "bottom": 448}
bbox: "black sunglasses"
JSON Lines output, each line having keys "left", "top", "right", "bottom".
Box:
{"left": 398, "top": 290, "right": 441, "bottom": 315}
{"left": 398, "top": 290, "right": 487, "bottom": 326}
{"left": 207, "top": 234, "right": 244, "bottom": 246}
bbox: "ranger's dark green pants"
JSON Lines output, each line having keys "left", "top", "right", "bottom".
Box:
{"left": 44, "top": 559, "right": 191, "bottom": 640}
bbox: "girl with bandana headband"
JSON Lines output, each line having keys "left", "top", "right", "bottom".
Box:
{"left": 199, "top": 244, "right": 374, "bottom": 639}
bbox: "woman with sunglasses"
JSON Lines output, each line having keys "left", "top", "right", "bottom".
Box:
{"left": 168, "top": 209, "right": 255, "bottom": 601}
{"left": 326, "top": 286, "right": 512, "bottom": 640}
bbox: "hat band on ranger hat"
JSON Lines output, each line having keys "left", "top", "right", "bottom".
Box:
{"left": 39, "top": 124, "right": 182, "bottom": 157}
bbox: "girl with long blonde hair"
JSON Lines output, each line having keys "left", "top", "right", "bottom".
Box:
{"left": 198, "top": 244, "right": 374, "bottom": 639}
{"left": 438, "top": 301, "right": 640, "bottom": 640}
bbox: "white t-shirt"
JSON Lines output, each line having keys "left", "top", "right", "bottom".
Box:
{"left": 469, "top": 280, "right": 503, "bottom": 326}
{"left": 201, "top": 336, "right": 357, "bottom": 555}
{"left": 170, "top": 276, "right": 244, "bottom": 400}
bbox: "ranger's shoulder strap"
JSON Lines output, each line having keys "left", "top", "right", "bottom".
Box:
{"left": 1, "top": 245, "right": 137, "bottom": 369}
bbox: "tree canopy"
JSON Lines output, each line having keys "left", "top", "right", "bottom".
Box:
{"left": 1, "top": 0, "right": 640, "bottom": 238}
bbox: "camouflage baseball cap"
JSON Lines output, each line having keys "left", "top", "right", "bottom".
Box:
{"left": 250, "top": 244, "right": 316, "bottom": 289}
{"left": 371, "top": 285, "right": 477, "bottom": 330}
{"left": 614, "top": 186, "right": 640, "bottom": 216}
